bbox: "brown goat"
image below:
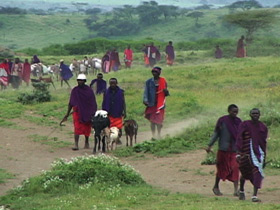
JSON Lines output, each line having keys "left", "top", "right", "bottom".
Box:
{"left": 31, "top": 77, "right": 56, "bottom": 89}
{"left": 124, "top": 119, "right": 138, "bottom": 147}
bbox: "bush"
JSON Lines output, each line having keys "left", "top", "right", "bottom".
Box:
{"left": 10, "top": 154, "right": 144, "bottom": 195}
{"left": 17, "top": 82, "right": 51, "bottom": 104}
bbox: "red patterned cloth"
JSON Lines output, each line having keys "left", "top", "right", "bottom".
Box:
{"left": 145, "top": 106, "right": 165, "bottom": 125}
{"left": 72, "top": 106, "right": 91, "bottom": 136}
{"left": 216, "top": 150, "right": 239, "bottom": 182}
{"left": 109, "top": 115, "right": 123, "bottom": 129}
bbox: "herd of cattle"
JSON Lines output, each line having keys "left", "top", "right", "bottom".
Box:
{"left": 31, "top": 57, "right": 102, "bottom": 79}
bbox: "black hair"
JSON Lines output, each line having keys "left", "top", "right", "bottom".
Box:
{"left": 109, "top": 78, "right": 118, "bottom": 83}
{"left": 97, "top": 73, "right": 103, "bottom": 77}
{"left": 250, "top": 108, "right": 260, "bottom": 114}
{"left": 228, "top": 104, "right": 238, "bottom": 112}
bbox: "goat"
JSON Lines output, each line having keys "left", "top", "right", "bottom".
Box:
{"left": 124, "top": 120, "right": 138, "bottom": 147}
{"left": 91, "top": 110, "right": 110, "bottom": 153}
{"left": 30, "top": 76, "right": 56, "bottom": 89}
{"left": 108, "top": 126, "right": 120, "bottom": 151}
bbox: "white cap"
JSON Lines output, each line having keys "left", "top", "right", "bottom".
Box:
{"left": 60, "top": 59, "right": 64, "bottom": 63}
{"left": 77, "top": 74, "right": 87, "bottom": 80}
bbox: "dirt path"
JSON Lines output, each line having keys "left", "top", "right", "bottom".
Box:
{"left": 0, "top": 117, "right": 279, "bottom": 204}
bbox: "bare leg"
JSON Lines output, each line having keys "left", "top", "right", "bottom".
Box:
{"left": 72, "top": 134, "right": 79, "bottom": 150}
{"left": 233, "top": 180, "right": 239, "bottom": 196}
{"left": 212, "top": 176, "right": 223, "bottom": 196}
{"left": 151, "top": 123, "right": 156, "bottom": 139}
{"left": 239, "top": 176, "right": 246, "bottom": 200}
{"left": 64, "top": 80, "right": 71, "bottom": 88}
{"left": 84, "top": 136, "right": 89, "bottom": 149}
{"left": 156, "top": 124, "right": 162, "bottom": 139}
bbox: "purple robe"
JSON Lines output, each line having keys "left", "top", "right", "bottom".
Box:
{"left": 60, "top": 63, "right": 73, "bottom": 80}
{"left": 69, "top": 85, "right": 97, "bottom": 123}
{"left": 215, "top": 115, "right": 242, "bottom": 143}
{"left": 90, "top": 79, "right": 107, "bottom": 95}
{"left": 33, "top": 55, "right": 40, "bottom": 64}
{"left": 102, "top": 86, "right": 125, "bottom": 118}
{"left": 236, "top": 120, "right": 268, "bottom": 161}
{"left": 165, "top": 45, "right": 175, "bottom": 60}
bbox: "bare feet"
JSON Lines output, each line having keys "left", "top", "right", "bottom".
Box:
{"left": 212, "top": 188, "right": 223, "bottom": 196}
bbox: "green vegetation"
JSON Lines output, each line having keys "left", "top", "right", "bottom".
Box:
{"left": 1, "top": 7, "right": 280, "bottom": 51}
{"left": 0, "top": 168, "right": 14, "bottom": 184}
{"left": 28, "top": 134, "right": 72, "bottom": 149}
{"left": 1, "top": 51, "right": 280, "bottom": 208}
{"left": 1, "top": 155, "right": 279, "bottom": 210}
{"left": 18, "top": 82, "right": 51, "bottom": 104}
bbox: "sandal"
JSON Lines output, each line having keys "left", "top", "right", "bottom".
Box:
{"left": 233, "top": 190, "right": 240, "bottom": 197}
{"left": 239, "top": 191, "right": 245, "bottom": 200}
{"left": 252, "top": 196, "right": 261, "bottom": 202}
{"left": 212, "top": 188, "right": 223, "bottom": 196}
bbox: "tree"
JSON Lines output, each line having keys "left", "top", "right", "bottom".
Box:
{"left": 158, "top": 5, "right": 178, "bottom": 20}
{"left": 187, "top": 11, "right": 204, "bottom": 26}
{"left": 228, "top": 0, "right": 263, "bottom": 11}
{"left": 224, "top": 9, "right": 278, "bottom": 42}
{"left": 136, "top": 1, "right": 161, "bottom": 25}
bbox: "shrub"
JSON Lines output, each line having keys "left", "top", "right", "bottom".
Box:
{"left": 17, "top": 82, "right": 51, "bottom": 104}
{"left": 10, "top": 155, "right": 144, "bottom": 196}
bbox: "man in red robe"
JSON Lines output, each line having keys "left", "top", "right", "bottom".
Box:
{"left": 124, "top": 45, "right": 133, "bottom": 68}
{"left": 143, "top": 67, "right": 169, "bottom": 139}
{"left": 206, "top": 104, "right": 242, "bottom": 197}
{"left": 236, "top": 35, "right": 246, "bottom": 58}
{"left": 0, "top": 59, "right": 10, "bottom": 90}
{"left": 61, "top": 74, "right": 97, "bottom": 150}
{"left": 22, "top": 59, "right": 31, "bottom": 86}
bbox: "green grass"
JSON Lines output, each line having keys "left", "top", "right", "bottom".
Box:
{"left": 1, "top": 54, "right": 280, "bottom": 209}
{"left": 0, "top": 168, "right": 14, "bottom": 184}
{"left": 28, "top": 134, "right": 72, "bottom": 149}
{"left": 1, "top": 155, "right": 279, "bottom": 210}
{"left": 1, "top": 8, "right": 280, "bottom": 50}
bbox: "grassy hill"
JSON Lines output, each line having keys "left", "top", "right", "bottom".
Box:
{"left": 1, "top": 8, "right": 280, "bottom": 50}
{"left": 1, "top": 55, "right": 280, "bottom": 209}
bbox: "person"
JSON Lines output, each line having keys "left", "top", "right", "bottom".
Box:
{"left": 147, "top": 43, "right": 160, "bottom": 67}
{"left": 61, "top": 74, "right": 97, "bottom": 150}
{"left": 22, "top": 59, "right": 31, "bottom": 86}
{"left": 142, "top": 44, "right": 150, "bottom": 67}
{"left": 102, "top": 51, "right": 111, "bottom": 73}
{"left": 124, "top": 45, "right": 133, "bottom": 68}
{"left": 90, "top": 73, "right": 107, "bottom": 95}
{"left": 236, "top": 108, "right": 268, "bottom": 202}
{"left": 206, "top": 104, "right": 242, "bottom": 197}
{"left": 165, "top": 41, "right": 175, "bottom": 66}
{"left": 102, "top": 78, "right": 126, "bottom": 141}
{"left": 110, "top": 48, "right": 121, "bottom": 71}
{"left": 0, "top": 59, "right": 10, "bottom": 90}
{"left": 236, "top": 35, "right": 246, "bottom": 58}
{"left": 59, "top": 59, "right": 73, "bottom": 88}
{"left": 215, "top": 45, "right": 223, "bottom": 59}
{"left": 32, "top": 55, "right": 41, "bottom": 64}
{"left": 10, "top": 57, "right": 23, "bottom": 89}
{"left": 143, "top": 66, "right": 169, "bottom": 139}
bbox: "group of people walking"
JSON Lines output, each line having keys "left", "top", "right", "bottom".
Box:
{"left": 61, "top": 66, "right": 169, "bottom": 150}
{"left": 207, "top": 104, "right": 268, "bottom": 202}
{"left": 0, "top": 57, "right": 34, "bottom": 90}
